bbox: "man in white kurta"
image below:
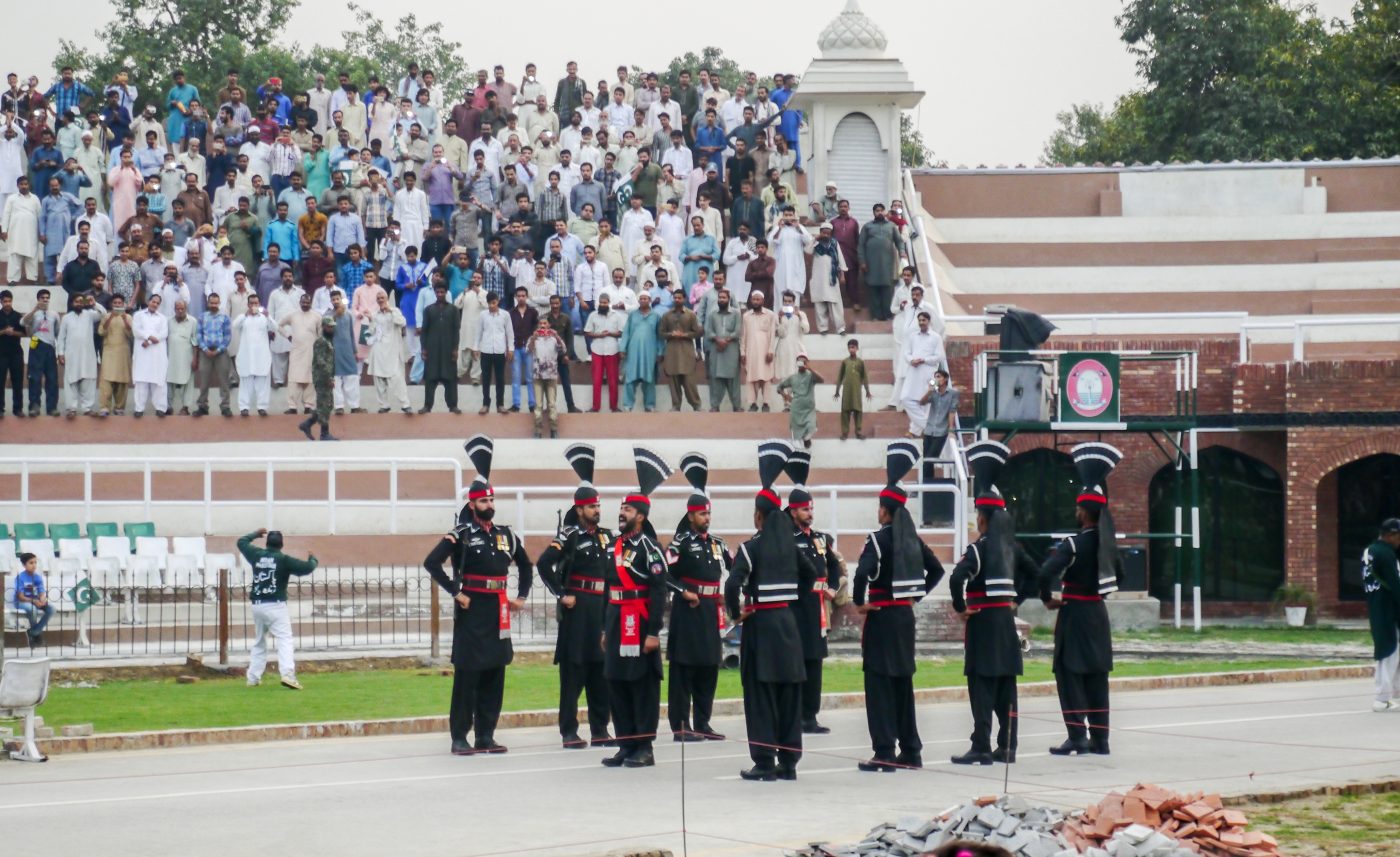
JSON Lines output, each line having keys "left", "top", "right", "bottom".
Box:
{"left": 899, "top": 309, "right": 948, "bottom": 436}
{"left": 166, "top": 300, "right": 198, "bottom": 414}
{"left": 131, "top": 295, "right": 170, "bottom": 416}
{"left": 454, "top": 274, "right": 488, "bottom": 381}
{"left": 278, "top": 292, "right": 321, "bottom": 414}
{"left": 367, "top": 290, "right": 410, "bottom": 412}
{"left": 392, "top": 173, "right": 430, "bottom": 251}
{"left": 1, "top": 177, "right": 41, "bottom": 284}
{"left": 722, "top": 228, "right": 757, "bottom": 296}
{"left": 808, "top": 223, "right": 848, "bottom": 334}
{"left": 886, "top": 275, "right": 919, "bottom": 410}
{"left": 266, "top": 272, "right": 304, "bottom": 386}
{"left": 233, "top": 294, "right": 274, "bottom": 415}
{"left": 767, "top": 213, "right": 813, "bottom": 301}
{"left": 56, "top": 294, "right": 103, "bottom": 415}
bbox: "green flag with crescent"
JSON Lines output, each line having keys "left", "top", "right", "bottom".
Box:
{"left": 67, "top": 577, "right": 102, "bottom": 613}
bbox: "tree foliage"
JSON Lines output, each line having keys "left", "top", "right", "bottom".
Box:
{"left": 900, "top": 112, "right": 940, "bottom": 168}
{"left": 1043, "top": 0, "right": 1400, "bottom": 164}
{"left": 633, "top": 47, "right": 756, "bottom": 95}
{"left": 56, "top": 0, "right": 296, "bottom": 107}
{"left": 53, "top": 0, "right": 468, "bottom": 112}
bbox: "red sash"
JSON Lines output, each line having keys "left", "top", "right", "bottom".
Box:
{"left": 682, "top": 576, "right": 725, "bottom": 631}
{"left": 611, "top": 538, "right": 649, "bottom": 657}
{"left": 461, "top": 574, "right": 511, "bottom": 639}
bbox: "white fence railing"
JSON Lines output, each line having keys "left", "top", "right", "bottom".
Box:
{"left": 1238, "top": 315, "right": 1400, "bottom": 363}
{"left": 1, "top": 457, "right": 464, "bottom": 536}
{"left": 0, "top": 458, "right": 968, "bottom": 555}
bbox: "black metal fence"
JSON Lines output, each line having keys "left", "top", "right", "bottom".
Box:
{"left": 2, "top": 567, "right": 567, "bottom": 662}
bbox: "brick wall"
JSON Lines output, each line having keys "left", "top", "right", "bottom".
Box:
{"left": 943, "top": 335, "right": 1400, "bottom": 616}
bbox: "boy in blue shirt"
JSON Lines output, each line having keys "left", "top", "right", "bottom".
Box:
{"left": 13, "top": 553, "right": 55, "bottom": 646}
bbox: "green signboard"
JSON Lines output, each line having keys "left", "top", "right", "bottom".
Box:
{"left": 1057, "top": 352, "right": 1121, "bottom": 423}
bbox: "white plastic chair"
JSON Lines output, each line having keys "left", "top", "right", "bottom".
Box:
{"left": 170, "top": 537, "right": 213, "bottom": 599}
{"left": 122, "top": 555, "right": 162, "bottom": 625}
{"left": 95, "top": 536, "right": 133, "bottom": 565}
{"left": 170, "top": 537, "right": 209, "bottom": 568}
{"left": 87, "top": 556, "right": 122, "bottom": 612}
{"left": 165, "top": 554, "right": 202, "bottom": 587}
{"left": 206, "top": 552, "right": 243, "bottom": 588}
{"left": 1, "top": 582, "right": 20, "bottom": 632}
{"left": 57, "top": 539, "right": 94, "bottom": 568}
{"left": 0, "top": 539, "right": 19, "bottom": 574}
{"left": 17, "top": 540, "right": 55, "bottom": 573}
{"left": 0, "top": 658, "right": 52, "bottom": 762}
{"left": 134, "top": 536, "right": 170, "bottom": 575}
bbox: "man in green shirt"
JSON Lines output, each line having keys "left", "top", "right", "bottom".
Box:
{"left": 1364, "top": 518, "right": 1400, "bottom": 711}
{"left": 237, "top": 528, "right": 319, "bottom": 690}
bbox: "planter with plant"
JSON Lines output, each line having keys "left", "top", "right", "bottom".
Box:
{"left": 1273, "top": 583, "right": 1316, "bottom": 627}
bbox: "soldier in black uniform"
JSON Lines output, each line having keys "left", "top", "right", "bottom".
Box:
{"left": 600, "top": 447, "right": 673, "bottom": 769}
{"left": 949, "top": 440, "right": 1035, "bottom": 766}
{"left": 852, "top": 441, "right": 945, "bottom": 771}
{"left": 784, "top": 449, "right": 846, "bottom": 735}
{"left": 665, "top": 452, "right": 732, "bottom": 742}
{"left": 423, "top": 434, "right": 534, "bottom": 755}
{"left": 1038, "top": 442, "right": 1124, "bottom": 756}
{"left": 536, "top": 443, "right": 615, "bottom": 749}
{"left": 725, "top": 439, "right": 817, "bottom": 782}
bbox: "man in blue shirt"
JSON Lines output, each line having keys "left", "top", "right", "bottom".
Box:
{"left": 13, "top": 553, "right": 55, "bottom": 647}
{"left": 45, "top": 67, "right": 94, "bottom": 117}
{"left": 135, "top": 130, "right": 167, "bottom": 178}
{"left": 263, "top": 202, "right": 299, "bottom": 262}
{"left": 28, "top": 130, "right": 64, "bottom": 197}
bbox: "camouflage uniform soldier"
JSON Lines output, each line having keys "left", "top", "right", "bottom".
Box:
{"left": 299, "top": 317, "right": 339, "bottom": 441}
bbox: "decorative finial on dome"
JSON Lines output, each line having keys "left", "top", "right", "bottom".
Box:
{"left": 818, "top": 0, "right": 889, "bottom": 58}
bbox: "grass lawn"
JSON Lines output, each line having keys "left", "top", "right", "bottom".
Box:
{"left": 9, "top": 658, "right": 1336, "bottom": 735}
{"left": 1110, "top": 626, "right": 1369, "bottom": 646}
{"left": 1242, "top": 790, "right": 1400, "bottom": 856}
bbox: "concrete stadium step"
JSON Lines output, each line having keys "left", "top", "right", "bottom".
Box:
{"left": 192, "top": 530, "right": 960, "bottom": 568}
{"left": 1, "top": 408, "right": 915, "bottom": 444}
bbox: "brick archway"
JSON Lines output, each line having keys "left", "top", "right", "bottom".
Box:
{"left": 1285, "top": 428, "right": 1400, "bottom": 614}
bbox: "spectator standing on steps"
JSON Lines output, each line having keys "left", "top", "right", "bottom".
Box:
{"left": 237, "top": 528, "right": 319, "bottom": 690}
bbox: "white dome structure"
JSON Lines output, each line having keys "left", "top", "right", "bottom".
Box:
{"left": 790, "top": 1, "right": 924, "bottom": 217}
{"left": 817, "top": 0, "right": 889, "bottom": 58}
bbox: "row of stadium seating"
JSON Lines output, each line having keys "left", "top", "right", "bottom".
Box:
{"left": 3, "top": 531, "right": 239, "bottom": 631}
{"left": 1, "top": 522, "right": 158, "bottom": 554}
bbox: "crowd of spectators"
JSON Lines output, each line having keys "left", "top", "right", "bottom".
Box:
{"left": 0, "top": 60, "right": 942, "bottom": 443}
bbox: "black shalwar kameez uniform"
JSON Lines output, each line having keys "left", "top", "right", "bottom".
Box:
{"left": 537, "top": 524, "right": 615, "bottom": 743}
{"left": 793, "top": 525, "right": 844, "bottom": 729}
{"left": 724, "top": 531, "right": 816, "bottom": 774}
{"left": 853, "top": 523, "right": 944, "bottom": 763}
{"left": 665, "top": 528, "right": 731, "bottom": 736}
{"left": 424, "top": 518, "right": 532, "bottom": 750}
{"left": 603, "top": 530, "right": 668, "bottom": 760}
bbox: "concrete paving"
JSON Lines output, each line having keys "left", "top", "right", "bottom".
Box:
{"left": 2, "top": 678, "right": 1397, "bottom": 857}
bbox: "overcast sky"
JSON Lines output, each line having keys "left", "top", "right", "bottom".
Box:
{"left": 7, "top": 0, "right": 1360, "bottom": 166}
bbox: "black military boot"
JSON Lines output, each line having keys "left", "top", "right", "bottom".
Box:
{"left": 950, "top": 748, "right": 994, "bottom": 766}
{"left": 298, "top": 415, "right": 316, "bottom": 440}
{"left": 857, "top": 756, "right": 899, "bottom": 772}
{"left": 319, "top": 423, "right": 339, "bottom": 441}
{"left": 991, "top": 747, "right": 1016, "bottom": 764}
{"left": 1049, "top": 737, "right": 1092, "bottom": 756}
{"left": 739, "top": 764, "right": 778, "bottom": 782}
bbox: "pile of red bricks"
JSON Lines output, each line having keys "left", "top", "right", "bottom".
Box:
{"left": 1061, "top": 783, "right": 1281, "bottom": 856}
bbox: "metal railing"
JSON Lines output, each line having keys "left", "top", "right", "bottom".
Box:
{"left": 946, "top": 311, "right": 1250, "bottom": 336}
{"left": 1, "top": 457, "right": 464, "bottom": 536}
{"left": 1238, "top": 315, "right": 1400, "bottom": 363}
{"left": 901, "top": 167, "right": 948, "bottom": 331}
